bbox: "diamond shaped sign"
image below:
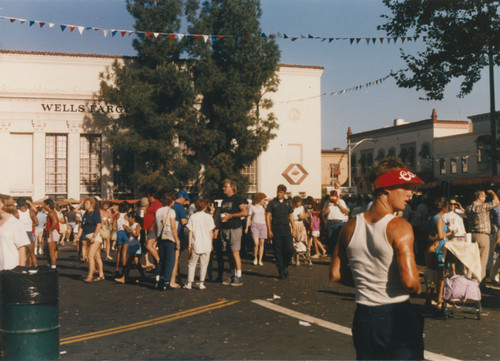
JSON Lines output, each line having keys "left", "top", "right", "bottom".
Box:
{"left": 282, "top": 163, "right": 309, "bottom": 185}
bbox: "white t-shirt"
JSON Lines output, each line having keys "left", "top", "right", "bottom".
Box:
{"left": 127, "top": 223, "right": 141, "bottom": 247}
{"left": 324, "top": 199, "right": 349, "bottom": 222}
{"left": 18, "top": 208, "right": 33, "bottom": 232}
{"left": 0, "top": 216, "right": 31, "bottom": 270}
{"left": 443, "top": 210, "right": 466, "bottom": 236}
{"left": 248, "top": 204, "right": 266, "bottom": 225}
{"left": 187, "top": 211, "right": 215, "bottom": 254}
{"left": 156, "top": 206, "right": 176, "bottom": 241}
{"left": 116, "top": 213, "right": 128, "bottom": 231}
{"left": 293, "top": 205, "right": 305, "bottom": 221}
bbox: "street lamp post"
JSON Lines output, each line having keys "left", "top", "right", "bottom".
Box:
{"left": 347, "top": 137, "right": 377, "bottom": 189}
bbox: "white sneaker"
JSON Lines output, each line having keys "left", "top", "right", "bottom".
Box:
{"left": 183, "top": 283, "right": 192, "bottom": 290}
{"left": 199, "top": 283, "right": 206, "bottom": 290}
{"left": 253, "top": 259, "right": 258, "bottom": 265}
{"left": 258, "top": 261, "right": 264, "bottom": 266}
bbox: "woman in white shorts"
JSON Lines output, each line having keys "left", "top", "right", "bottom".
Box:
{"left": 245, "top": 193, "right": 267, "bottom": 266}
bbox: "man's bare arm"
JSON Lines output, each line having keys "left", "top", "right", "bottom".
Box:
{"left": 387, "top": 218, "right": 421, "bottom": 295}
{"left": 330, "top": 217, "right": 355, "bottom": 286}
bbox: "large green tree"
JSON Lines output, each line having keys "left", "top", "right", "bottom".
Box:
{"left": 379, "top": 0, "right": 500, "bottom": 173}
{"left": 98, "top": 0, "right": 200, "bottom": 195}
{"left": 184, "top": 0, "right": 280, "bottom": 198}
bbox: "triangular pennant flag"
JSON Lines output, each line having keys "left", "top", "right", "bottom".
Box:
{"left": 356, "top": 38, "right": 361, "bottom": 44}
{"left": 300, "top": 34, "right": 306, "bottom": 39}
{"left": 77, "top": 26, "right": 84, "bottom": 35}
{"left": 401, "top": 37, "right": 406, "bottom": 43}
{"left": 177, "top": 34, "right": 185, "bottom": 41}
{"left": 146, "top": 32, "right": 152, "bottom": 37}
{"left": 372, "top": 38, "right": 376, "bottom": 44}
{"left": 393, "top": 37, "right": 398, "bottom": 43}
{"left": 321, "top": 38, "right": 326, "bottom": 42}
{"left": 277, "top": 32, "right": 282, "bottom": 38}
{"left": 379, "top": 38, "right": 384, "bottom": 44}
{"left": 269, "top": 34, "right": 275, "bottom": 39}
{"left": 94, "top": 27, "right": 100, "bottom": 31}
{"left": 86, "top": 26, "right": 93, "bottom": 30}
{"left": 284, "top": 33, "right": 288, "bottom": 39}
{"left": 211, "top": 35, "right": 217, "bottom": 41}
{"left": 308, "top": 34, "right": 313, "bottom": 39}
{"left": 218, "top": 35, "right": 224, "bottom": 40}
{"left": 244, "top": 33, "right": 250, "bottom": 37}
{"left": 19, "top": 19, "right": 26, "bottom": 24}
{"left": 103, "top": 29, "right": 109, "bottom": 37}
{"left": 69, "top": 26, "right": 75, "bottom": 32}
{"left": 350, "top": 38, "right": 354, "bottom": 44}
{"left": 9, "top": 18, "right": 16, "bottom": 23}
{"left": 261, "top": 33, "right": 266, "bottom": 38}
{"left": 365, "top": 38, "right": 370, "bottom": 45}
{"left": 413, "top": 36, "right": 418, "bottom": 41}
{"left": 29, "top": 20, "right": 35, "bottom": 27}
{"left": 60, "top": 24, "right": 66, "bottom": 31}
{"left": 48, "top": 23, "right": 54, "bottom": 28}
{"left": 153, "top": 32, "right": 159, "bottom": 38}
{"left": 203, "top": 35, "right": 209, "bottom": 42}
{"left": 170, "top": 34, "right": 176, "bottom": 40}
{"left": 120, "top": 30, "right": 127, "bottom": 37}
{"left": 195, "top": 35, "right": 201, "bottom": 41}
{"left": 112, "top": 30, "right": 118, "bottom": 37}
{"left": 329, "top": 38, "right": 334, "bottom": 43}
{"left": 291, "top": 37, "right": 298, "bottom": 41}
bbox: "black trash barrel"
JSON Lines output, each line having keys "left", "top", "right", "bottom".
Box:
{"left": 0, "top": 266, "right": 59, "bottom": 360}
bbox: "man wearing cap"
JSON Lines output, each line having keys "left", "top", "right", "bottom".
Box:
{"left": 330, "top": 157, "right": 424, "bottom": 360}
{"left": 169, "top": 190, "right": 190, "bottom": 288}
{"left": 322, "top": 190, "right": 349, "bottom": 255}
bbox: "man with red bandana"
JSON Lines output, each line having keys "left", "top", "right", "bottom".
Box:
{"left": 330, "top": 157, "right": 424, "bottom": 360}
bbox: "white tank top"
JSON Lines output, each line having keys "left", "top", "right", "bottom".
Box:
{"left": 347, "top": 213, "right": 410, "bottom": 306}
{"left": 116, "top": 213, "right": 128, "bottom": 231}
{"left": 18, "top": 208, "right": 33, "bottom": 232}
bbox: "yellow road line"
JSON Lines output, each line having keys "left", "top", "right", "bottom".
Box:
{"left": 60, "top": 299, "right": 238, "bottom": 345}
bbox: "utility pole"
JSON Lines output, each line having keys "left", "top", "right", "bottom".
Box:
{"left": 489, "top": 42, "right": 498, "bottom": 175}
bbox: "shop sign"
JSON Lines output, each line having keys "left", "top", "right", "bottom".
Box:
{"left": 282, "top": 163, "right": 308, "bottom": 185}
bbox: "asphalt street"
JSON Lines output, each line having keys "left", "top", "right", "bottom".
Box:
{"left": 49, "top": 244, "right": 500, "bottom": 360}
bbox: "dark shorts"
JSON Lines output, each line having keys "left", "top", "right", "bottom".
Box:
{"left": 116, "top": 230, "right": 129, "bottom": 245}
{"left": 352, "top": 301, "right": 424, "bottom": 360}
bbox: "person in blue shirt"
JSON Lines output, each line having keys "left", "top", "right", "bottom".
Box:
{"left": 170, "top": 190, "right": 189, "bottom": 288}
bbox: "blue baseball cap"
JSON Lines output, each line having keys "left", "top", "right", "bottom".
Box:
{"left": 176, "top": 190, "right": 190, "bottom": 201}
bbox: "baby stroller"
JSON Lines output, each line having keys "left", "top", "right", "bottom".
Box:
{"left": 292, "top": 220, "right": 312, "bottom": 266}
{"left": 442, "top": 237, "right": 482, "bottom": 320}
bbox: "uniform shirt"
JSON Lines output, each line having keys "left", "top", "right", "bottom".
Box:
{"left": 220, "top": 194, "right": 247, "bottom": 229}
{"left": 266, "top": 198, "right": 293, "bottom": 226}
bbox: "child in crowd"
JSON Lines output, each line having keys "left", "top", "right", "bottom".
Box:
{"left": 114, "top": 212, "right": 144, "bottom": 284}
{"left": 184, "top": 198, "right": 215, "bottom": 290}
{"left": 310, "top": 207, "right": 327, "bottom": 258}
{"left": 113, "top": 203, "right": 130, "bottom": 274}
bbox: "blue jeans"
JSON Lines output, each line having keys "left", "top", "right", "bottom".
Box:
{"left": 352, "top": 301, "right": 424, "bottom": 360}
{"left": 156, "top": 239, "right": 176, "bottom": 284}
{"left": 327, "top": 220, "right": 345, "bottom": 255}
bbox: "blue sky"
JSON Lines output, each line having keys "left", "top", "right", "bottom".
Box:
{"left": 0, "top": 0, "right": 496, "bottom": 149}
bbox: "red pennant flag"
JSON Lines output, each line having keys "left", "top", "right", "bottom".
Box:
{"left": 146, "top": 32, "right": 152, "bottom": 37}
{"left": 218, "top": 35, "right": 224, "bottom": 39}
{"left": 195, "top": 35, "right": 201, "bottom": 41}
{"left": 94, "top": 27, "right": 100, "bottom": 31}
{"left": 244, "top": 33, "right": 250, "bottom": 37}
{"left": 69, "top": 26, "right": 75, "bottom": 32}
{"left": 379, "top": 38, "right": 384, "bottom": 44}
{"left": 120, "top": 31, "right": 127, "bottom": 37}
{"left": 39, "top": 22, "right": 45, "bottom": 28}
{"left": 291, "top": 37, "right": 298, "bottom": 41}
{"left": 170, "top": 34, "right": 175, "bottom": 40}
{"left": 9, "top": 18, "right": 16, "bottom": 23}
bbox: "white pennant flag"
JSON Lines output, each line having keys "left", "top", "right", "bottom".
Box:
{"left": 49, "top": 23, "right": 54, "bottom": 28}
{"left": 203, "top": 35, "right": 209, "bottom": 43}
{"left": 103, "top": 29, "right": 109, "bottom": 37}
{"left": 19, "top": 19, "right": 27, "bottom": 24}
{"left": 77, "top": 26, "right": 84, "bottom": 35}
{"left": 153, "top": 32, "right": 159, "bottom": 38}
{"left": 177, "top": 33, "right": 184, "bottom": 41}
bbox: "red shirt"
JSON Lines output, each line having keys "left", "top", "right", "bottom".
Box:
{"left": 45, "top": 211, "right": 60, "bottom": 232}
{"left": 143, "top": 199, "right": 162, "bottom": 231}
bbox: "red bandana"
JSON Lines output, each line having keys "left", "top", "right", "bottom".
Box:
{"left": 373, "top": 168, "right": 424, "bottom": 190}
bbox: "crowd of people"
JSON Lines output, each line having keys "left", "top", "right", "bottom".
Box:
{"left": 1, "top": 157, "right": 500, "bottom": 359}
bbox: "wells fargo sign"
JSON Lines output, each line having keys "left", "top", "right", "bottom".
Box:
{"left": 41, "top": 103, "right": 124, "bottom": 114}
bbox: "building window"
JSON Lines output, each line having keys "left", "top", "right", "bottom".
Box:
{"left": 45, "top": 134, "right": 67, "bottom": 198}
{"left": 440, "top": 158, "right": 446, "bottom": 175}
{"left": 461, "top": 156, "right": 468, "bottom": 173}
{"left": 113, "top": 150, "right": 134, "bottom": 198}
{"left": 450, "top": 157, "right": 457, "bottom": 174}
{"left": 330, "top": 163, "right": 340, "bottom": 181}
{"left": 241, "top": 161, "right": 257, "bottom": 194}
{"left": 80, "top": 135, "right": 101, "bottom": 197}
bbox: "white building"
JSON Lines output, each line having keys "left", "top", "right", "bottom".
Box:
{"left": 0, "top": 50, "right": 323, "bottom": 201}
{"left": 347, "top": 109, "right": 497, "bottom": 192}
